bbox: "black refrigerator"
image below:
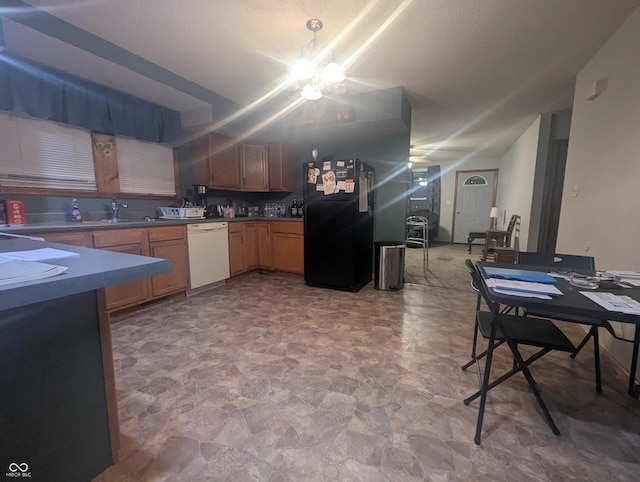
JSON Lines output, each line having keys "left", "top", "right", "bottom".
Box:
{"left": 304, "top": 158, "right": 375, "bottom": 292}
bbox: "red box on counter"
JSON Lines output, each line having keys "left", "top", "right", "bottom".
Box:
{"left": 6, "top": 199, "right": 27, "bottom": 225}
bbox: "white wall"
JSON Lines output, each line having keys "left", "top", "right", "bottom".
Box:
{"left": 557, "top": 8, "right": 640, "bottom": 377}
{"left": 494, "top": 116, "right": 542, "bottom": 252}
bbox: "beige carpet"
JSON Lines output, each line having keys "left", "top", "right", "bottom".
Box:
{"left": 404, "top": 242, "right": 474, "bottom": 290}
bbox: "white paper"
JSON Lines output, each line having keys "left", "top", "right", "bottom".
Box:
{"left": 607, "top": 270, "right": 640, "bottom": 280}
{"left": 485, "top": 278, "right": 563, "bottom": 296}
{"left": 0, "top": 248, "right": 79, "bottom": 263}
{"left": 358, "top": 173, "right": 368, "bottom": 213}
{"left": 0, "top": 260, "right": 68, "bottom": 286}
{"left": 345, "top": 181, "right": 355, "bottom": 193}
{"left": 493, "top": 288, "right": 552, "bottom": 299}
{"left": 337, "top": 181, "right": 346, "bottom": 192}
{"left": 580, "top": 291, "right": 640, "bottom": 314}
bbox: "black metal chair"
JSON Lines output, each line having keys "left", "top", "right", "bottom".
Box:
{"left": 516, "top": 251, "right": 604, "bottom": 393}
{"left": 463, "top": 259, "right": 576, "bottom": 443}
{"left": 461, "top": 259, "right": 508, "bottom": 381}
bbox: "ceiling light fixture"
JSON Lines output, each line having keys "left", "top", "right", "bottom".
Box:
{"left": 291, "top": 19, "right": 345, "bottom": 100}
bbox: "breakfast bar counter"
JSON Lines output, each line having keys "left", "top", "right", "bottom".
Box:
{"left": 0, "top": 239, "right": 171, "bottom": 481}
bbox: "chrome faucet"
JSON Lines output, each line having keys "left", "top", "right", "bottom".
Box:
{"left": 111, "top": 197, "right": 128, "bottom": 222}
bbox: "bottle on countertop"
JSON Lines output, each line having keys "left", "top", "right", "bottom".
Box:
{"left": 298, "top": 200, "right": 304, "bottom": 217}
{"left": 71, "top": 198, "right": 82, "bottom": 222}
{"left": 290, "top": 199, "right": 298, "bottom": 217}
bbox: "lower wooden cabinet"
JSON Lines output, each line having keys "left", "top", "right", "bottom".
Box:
{"left": 148, "top": 226, "right": 189, "bottom": 297}
{"left": 228, "top": 220, "right": 302, "bottom": 276}
{"left": 93, "top": 226, "right": 188, "bottom": 314}
{"left": 272, "top": 221, "right": 304, "bottom": 274}
{"left": 93, "top": 229, "right": 152, "bottom": 311}
{"left": 244, "top": 223, "right": 259, "bottom": 270}
{"left": 40, "top": 230, "right": 94, "bottom": 247}
{"left": 256, "top": 222, "right": 272, "bottom": 268}
{"left": 229, "top": 221, "right": 271, "bottom": 274}
{"left": 228, "top": 223, "right": 245, "bottom": 276}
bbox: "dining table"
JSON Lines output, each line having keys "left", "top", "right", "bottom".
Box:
{"left": 471, "top": 261, "right": 640, "bottom": 443}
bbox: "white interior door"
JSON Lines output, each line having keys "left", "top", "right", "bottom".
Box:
{"left": 453, "top": 170, "right": 497, "bottom": 244}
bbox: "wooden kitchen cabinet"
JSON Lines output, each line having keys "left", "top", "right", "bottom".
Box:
{"left": 148, "top": 226, "right": 188, "bottom": 297}
{"left": 268, "top": 142, "right": 294, "bottom": 192}
{"left": 193, "top": 132, "right": 241, "bottom": 190}
{"left": 241, "top": 143, "right": 269, "bottom": 192}
{"left": 93, "top": 229, "right": 152, "bottom": 311}
{"left": 272, "top": 221, "right": 304, "bottom": 274}
{"left": 256, "top": 222, "right": 272, "bottom": 269}
{"left": 228, "top": 221, "right": 273, "bottom": 275}
{"left": 243, "top": 223, "right": 259, "bottom": 270}
{"left": 93, "top": 226, "right": 188, "bottom": 314}
{"left": 228, "top": 223, "right": 245, "bottom": 276}
{"left": 191, "top": 135, "right": 292, "bottom": 193}
{"left": 38, "top": 230, "right": 94, "bottom": 247}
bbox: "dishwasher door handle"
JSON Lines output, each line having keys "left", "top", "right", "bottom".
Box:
{"left": 188, "top": 224, "right": 227, "bottom": 233}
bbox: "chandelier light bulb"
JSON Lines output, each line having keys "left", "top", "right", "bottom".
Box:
{"left": 291, "top": 57, "right": 314, "bottom": 80}
{"left": 301, "top": 82, "right": 322, "bottom": 100}
{"left": 321, "top": 61, "right": 345, "bottom": 84}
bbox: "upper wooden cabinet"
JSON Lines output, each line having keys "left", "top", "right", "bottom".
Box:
{"left": 268, "top": 143, "right": 294, "bottom": 192}
{"left": 241, "top": 143, "right": 269, "bottom": 192}
{"left": 191, "top": 134, "right": 293, "bottom": 193}
{"left": 193, "top": 132, "right": 241, "bottom": 190}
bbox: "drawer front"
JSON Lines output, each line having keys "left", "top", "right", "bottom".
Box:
{"left": 271, "top": 221, "right": 303, "bottom": 235}
{"left": 93, "top": 228, "right": 146, "bottom": 248}
{"left": 147, "top": 225, "right": 185, "bottom": 242}
{"left": 38, "top": 231, "right": 94, "bottom": 248}
{"left": 228, "top": 222, "right": 245, "bottom": 234}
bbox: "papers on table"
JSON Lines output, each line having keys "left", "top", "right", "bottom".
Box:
{"left": 0, "top": 248, "right": 79, "bottom": 263}
{"left": 485, "top": 278, "right": 563, "bottom": 297}
{"left": 0, "top": 260, "right": 69, "bottom": 286}
{"left": 483, "top": 267, "right": 557, "bottom": 284}
{"left": 0, "top": 248, "right": 77, "bottom": 286}
{"left": 607, "top": 270, "right": 640, "bottom": 279}
{"left": 605, "top": 270, "right": 640, "bottom": 287}
{"left": 581, "top": 291, "right": 640, "bottom": 315}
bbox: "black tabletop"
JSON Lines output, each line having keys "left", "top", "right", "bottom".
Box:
{"left": 477, "top": 262, "right": 640, "bottom": 325}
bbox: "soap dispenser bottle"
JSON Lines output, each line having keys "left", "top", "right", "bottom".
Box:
{"left": 71, "top": 198, "right": 82, "bottom": 222}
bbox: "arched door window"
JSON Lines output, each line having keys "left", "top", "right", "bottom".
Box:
{"left": 464, "top": 175, "right": 487, "bottom": 186}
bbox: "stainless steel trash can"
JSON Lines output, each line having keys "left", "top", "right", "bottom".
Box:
{"left": 374, "top": 241, "right": 405, "bottom": 290}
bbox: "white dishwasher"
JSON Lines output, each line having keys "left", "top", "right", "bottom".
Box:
{"left": 187, "top": 222, "right": 230, "bottom": 291}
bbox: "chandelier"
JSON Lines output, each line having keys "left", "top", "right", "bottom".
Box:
{"left": 290, "top": 19, "right": 345, "bottom": 100}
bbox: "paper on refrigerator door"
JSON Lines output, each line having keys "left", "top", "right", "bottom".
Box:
{"left": 359, "top": 173, "right": 368, "bottom": 212}
{"left": 323, "top": 171, "right": 337, "bottom": 195}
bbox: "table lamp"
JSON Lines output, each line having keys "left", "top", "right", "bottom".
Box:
{"left": 489, "top": 206, "right": 500, "bottom": 229}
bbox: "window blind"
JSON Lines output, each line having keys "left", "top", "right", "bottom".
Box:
{"left": 116, "top": 138, "right": 176, "bottom": 196}
{"left": 0, "top": 112, "right": 97, "bottom": 190}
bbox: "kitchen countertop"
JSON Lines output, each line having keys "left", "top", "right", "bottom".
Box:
{"left": 0, "top": 238, "right": 172, "bottom": 311}
{"left": 0, "top": 216, "right": 303, "bottom": 234}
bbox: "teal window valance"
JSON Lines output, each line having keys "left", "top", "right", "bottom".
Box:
{"left": 0, "top": 54, "right": 181, "bottom": 145}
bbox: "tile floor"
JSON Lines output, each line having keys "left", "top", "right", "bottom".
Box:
{"left": 95, "top": 244, "right": 640, "bottom": 481}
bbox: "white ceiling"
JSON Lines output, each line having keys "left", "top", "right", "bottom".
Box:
{"left": 2, "top": 0, "right": 639, "bottom": 162}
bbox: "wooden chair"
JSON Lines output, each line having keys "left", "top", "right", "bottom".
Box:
{"left": 482, "top": 214, "right": 519, "bottom": 261}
